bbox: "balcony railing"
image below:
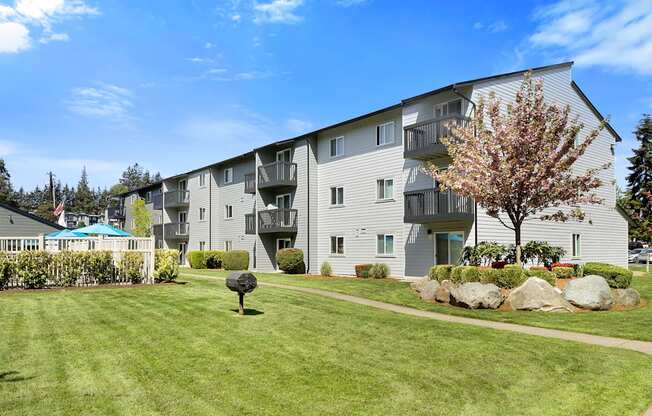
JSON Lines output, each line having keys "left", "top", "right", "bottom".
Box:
{"left": 258, "top": 209, "right": 297, "bottom": 234}
{"left": 258, "top": 161, "right": 297, "bottom": 189}
{"left": 404, "top": 115, "right": 470, "bottom": 159}
{"left": 163, "top": 190, "right": 190, "bottom": 208}
{"left": 153, "top": 223, "right": 190, "bottom": 240}
{"left": 244, "top": 173, "right": 256, "bottom": 194}
{"left": 404, "top": 188, "right": 474, "bottom": 223}
{"left": 107, "top": 206, "right": 125, "bottom": 219}
{"left": 245, "top": 213, "right": 256, "bottom": 234}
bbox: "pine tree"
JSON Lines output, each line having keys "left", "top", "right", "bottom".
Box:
{"left": 626, "top": 114, "right": 652, "bottom": 241}
{"left": 75, "top": 167, "right": 95, "bottom": 213}
{"left": 0, "top": 158, "right": 15, "bottom": 205}
{"left": 120, "top": 163, "right": 146, "bottom": 190}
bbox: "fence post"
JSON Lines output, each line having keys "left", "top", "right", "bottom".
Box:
{"left": 149, "top": 235, "right": 156, "bottom": 284}
{"left": 38, "top": 234, "right": 45, "bottom": 251}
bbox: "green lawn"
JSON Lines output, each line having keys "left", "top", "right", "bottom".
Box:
{"left": 182, "top": 267, "right": 652, "bottom": 342}
{"left": 2, "top": 275, "right": 652, "bottom": 415}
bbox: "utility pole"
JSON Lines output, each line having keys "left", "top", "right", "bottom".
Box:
{"left": 47, "top": 171, "right": 56, "bottom": 209}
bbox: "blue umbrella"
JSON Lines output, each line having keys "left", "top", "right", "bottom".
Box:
{"left": 74, "top": 223, "right": 132, "bottom": 237}
{"left": 46, "top": 229, "right": 88, "bottom": 239}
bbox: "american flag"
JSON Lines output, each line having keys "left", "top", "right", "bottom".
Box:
{"left": 53, "top": 201, "right": 65, "bottom": 217}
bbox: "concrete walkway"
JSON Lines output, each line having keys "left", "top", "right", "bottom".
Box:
{"left": 185, "top": 272, "right": 652, "bottom": 356}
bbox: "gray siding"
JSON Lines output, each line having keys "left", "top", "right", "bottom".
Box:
{"left": 0, "top": 205, "right": 60, "bottom": 236}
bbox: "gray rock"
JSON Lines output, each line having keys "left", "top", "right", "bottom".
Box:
{"left": 450, "top": 282, "right": 502, "bottom": 309}
{"left": 563, "top": 275, "right": 613, "bottom": 311}
{"left": 420, "top": 280, "right": 440, "bottom": 301}
{"left": 410, "top": 277, "right": 429, "bottom": 293}
{"left": 435, "top": 280, "right": 455, "bottom": 303}
{"left": 507, "top": 277, "right": 575, "bottom": 313}
{"left": 612, "top": 288, "right": 640, "bottom": 307}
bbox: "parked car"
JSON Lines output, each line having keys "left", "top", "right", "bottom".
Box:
{"left": 635, "top": 248, "right": 652, "bottom": 264}
{"left": 629, "top": 248, "right": 644, "bottom": 263}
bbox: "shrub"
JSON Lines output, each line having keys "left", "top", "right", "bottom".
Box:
{"left": 461, "top": 242, "right": 507, "bottom": 266}
{"left": 435, "top": 265, "right": 454, "bottom": 282}
{"left": 495, "top": 265, "right": 527, "bottom": 288}
{"left": 187, "top": 251, "right": 207, "bottom": 269}
{"left": 522, "top": 241, "right": 566, "bottom": 266}
{"left": 459, "top": 266, "right": 481, "bottom": 283}
{"left": 551, "top": 262, "right": 576, "bottom": 269}
{"left": 155, "top": 249, "right": 179, "bottom": 281}
{"left": 480, "top": 268, "right": 501, "bottom": 285}
{"left": 0, "top": 252, "right": 14, "bottom": 289}
{"left": 450, "top": 266, "right": 463, "bottom": 283}
{"left": 223, "top": 250, "right": 249, "bottom": 271}
{"left": 276, "top": 248, "right": 305, "bottom": 274}
{"left": 552, "top": 267, "right": 574, "bottom": 279}
{"left": 320, "top": 261, "right": 332, "bottom": 277}
{"left": 53, "top": 251, "right": 83, "bottom": 287}
{"left": 119, "top": 252, "right": 144, "bottom": 284}
{"left": 85, "top": 251, "right": 114, "bottom": 284}
{"left": 205, "top": 250, "right": 225, "bottom": 269}
{"left": 369, "top": 263, "right": 390, "bottom": 279}
{"left": 15, "top": 251, "right": 51, "bottom": 289}
{"left": 584, "top": 262, "right": 633, "bottom": 289}
{"left": 355, "top": 264, "right": 373, "bottom": 278}
{"left": 526, "top": 268, "right": 557, "bottom": 286}
{"left": 428, "top": 266, "right": 438, "bottom": 280}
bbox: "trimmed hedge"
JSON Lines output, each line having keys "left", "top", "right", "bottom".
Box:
{"left": 320, "top": 261, "right": 332, "bottom": 277}
{"left": 584, "top": 262, "right": 633, "bottom": 289}
{"left": 223, "top": 250, "right": 249, "bottom": 271}
{"left": 15, "top": 251, "right": 51, "bottom": 289}
{"left": 429, "top": 265, "right": 454, "bottom": 282}
{"left": 552, "top": 267, "right": 574, "bottom": 279}
{"left": 526, "top": 268, "right": 557, "bottom": 286}
{"left": 155, "top": 249, "right": 179, "bottom": 281}
{"left": 119, "top": 252, "right": 144, "bottom": 284}
{"left": 355, "top": 264, "right": 373, "bottom": 278}
{"left": 205, "top": 250, "right": 225, "bottom": 269}
{"left": 0, "top": 252, "right": 12, "bottom": 289}
{"left": 187, "top": 251, "right": 207, "bottom": 269}
{"left": 85, "top": 251, "right": 114, "bottom": 284}
{"left": 369, "top": 263, "right": 390, "bottom": 279}
{"left": 54, "top": 250, "right": 83, "bottom": 287}
{"left": 276, "top": 248, "right": 305, "bottom": 274}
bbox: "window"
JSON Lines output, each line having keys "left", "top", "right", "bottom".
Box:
{"left": 435, "top": 232, "right": 464, "bottom": 265}
{"left": 330, "top": 187, "right": 344, "bottom": 206}
{"left": 225, "top": 205, "right": 233, "bottom": 219}
{"left": 199, "top": 171, "right": 207, "bottom": 187}
{"left": 224, "top": 168, "right": 233, "bottom": 184}
{"left": 377, "top": 234, "right": 394, "bottom": 256}
{"left": 330, "top": 236, "right": 344, "bottom": 255}
{"left": 434, "top": 99, "right": 462, "bottom": 118}
{"left": 277, "top": 238, "right": 292, "bottom": 251}
{"left": 572, "top": 234, "right": 581, "bottom": 257}
{"left": 130, "top": 194, "right": 137, "bottom": 204}
{"left": 330, "top": 136, "right": 344, "bottom": 158}
{"left": 376, "top": 122, "right": 395, "bottom": 146}
{"left": 376, "top": 178, "right": 394, "bottom": 200}
{"left": 145, "top": 191, "right": 152, "bottom": 203}
{"left": 199, "top": 241, "right": 206, "bottom": 251}
{"left": 199, "top": 207, "right": 206, "bottom": 221}
{"left": 225, "top": 240, "right": 233, "bottom": 251}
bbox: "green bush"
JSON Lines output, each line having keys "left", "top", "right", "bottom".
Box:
{"left": 369, "top": 263, "right": 390, "bottom": 279}
{"left": 0, "top": 252, "right": 14, "bottom": 289}
{"left": 462, "top": 242, "right": 508, "bottom": 266}
{"left": 355, "top": 264, "right": 373, "bottom": 278}
{"left": 434, "top": 265, "right": 454, "bottom": 282}
{"left": 155, "top": 249, "right": 179, "bottom": 281}
{"left": 320, "top": 261, "right": 332, "bottom": 277}
{"left": 85, "top": 251, "right": 114, "bottom": 284}
{"left": 584, "top": 262, "right": 633, "bottom": 289}
{"left": 15, "top": 251, "right": 51, "bottom": 289}
{"left": 187, "top": 251, "right": 207, "bottom": 269}
{"left": 53, "top": 251, "right": 83, "bottom": 287}
{"left": 552, "top": 267, "right": 574, "bottom": 279}
{"left": 479, "top": 268, "right": 501, "bottom": 285}
{"left": 459, "top": 266, "right": 481, "bottom": 283}
{"left": 205, "top": 250, "right": 225, "bottom": 269}
{"left": 526, "top": 268, "right": 557, "bottom": 286}
{"left": 223, "top": 250, "right": 249, "bottom": 271}
{"left": 276, "top": 248, "right": 305, "bottom": 274}
{"left": 119, "top": 252, "right": 144, "bottom": 284}
{"left": 495, "top": 265, "right": 527, "bottom": 288}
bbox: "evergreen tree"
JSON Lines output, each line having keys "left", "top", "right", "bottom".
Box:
{"left": 75, "top": 167, "right": 95, "bottom": 213}
{"left": 626, "top": 114, "right": 652, "bottom": 241}
{"left": 0, "top": 158, "right": 15, "bottom": 205}
{"left": 120, "top": 163, "right": 146, "bottom": 190}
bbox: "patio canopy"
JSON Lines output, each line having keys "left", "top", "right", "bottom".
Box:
{"left": 74, "top": 223, "right": 132, "bottom": 237}
{"left": 46, "top": 229, "right": 88, "bottom": 239}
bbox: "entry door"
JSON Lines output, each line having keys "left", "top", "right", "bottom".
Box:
{"left": 178, "top": 179, "right": 187, "bottom": 191}
{"left": 435, "top": 232, "right": 464, "bottom": 265}
{"left": 276, "top": 149, "right": 291, "bottom": 162}
{"left": 178, "top": 211, "right": 188, "bottom": 235}
{"left": 179, "top": 242, "right": 187, "bottom": 265}
{"left": 276, "top": 194, "right": 291, "bottom": 226}
{"left": 276, "top": 149, "right": 291, "bottom": 181}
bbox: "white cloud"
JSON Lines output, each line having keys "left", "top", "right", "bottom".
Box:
{"left": 253, "top": 0, "right": 303, "bottom": 24}
{"left": 231, "top": 13, "right": 241, "bottom": 21}
{"left": 39, "top": 31, "right": 68, "bottom": 43}
{"left": 0, "top": 21, "right": 30, "bottom": 53}
{"left": 286, "top": 118, "right": 313, "bottom": 134}
{"left": 528, "top": 0, "right": 652, "bottom": 75}
{"left": 335, "top": 0, "right": 369, "bottom": 7}
{"left": 66, "top": 83, "right": 134, "bottom": 121}
{"left": 473, "top": 19, "right": 508, "bottom": 33}
{"left": 186, "top": 57, "right": 214, "bottom": 64}
{"left": 204, "top": 41, "right": 215, "bottom": 49}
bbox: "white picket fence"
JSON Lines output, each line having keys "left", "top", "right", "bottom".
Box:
{"left": 0, "top": 235, "right": 156, "bottom": 287}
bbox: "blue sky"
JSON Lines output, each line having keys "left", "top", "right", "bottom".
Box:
{"left": 0, "top": 0, "right": 651, "bottom": 191}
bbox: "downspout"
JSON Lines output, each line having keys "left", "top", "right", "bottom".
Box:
{"left": 306, "top": 137, "right": 311, "bottom": 274}
{"left": 208, "top": 167, "right": 212, "bottom": 250}
{"left": 452, "top": 85, "right": 478, "bottom": 247}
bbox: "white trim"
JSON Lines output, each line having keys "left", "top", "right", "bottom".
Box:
{"left": 276, "top": 149, "right": 292, "bottom": 162}
{"left": 223, "top": 168, "right": 233, "bottom": 184}
{"left": 434, "top": 231, "right": 465, "bottom": 265}
{"left": 178, "top": 210, "right": 188, "bottom": 224}
{"left": 571, "top": 233, "right": 581, "bottom": 258}
{"left": 276, "top": 238, "right": 292, "bottom": 251}
{"left": 376, "top": 233, "right": 395, "bottom": 256}
{"left": 376, "top": 121, "right": 395, "bottom": 146}
{"left": 224, "top": 204, "right": 233, "bottom": 219}
{"left": 330, "top": 235, "right": 345, "bottom": 256}
{"left": 199, "top": 171, "right": 207, "bottom": 188}
{"left": 199, "top": 207, "right": 207, "bottom": 222}
{"left": 178, "top": 179, "right": 187, "bottom": 191}
{"left": 433, "top": 99, "right": 462, "bottom": 118}
{"left": 224, "top": 240, "right": 233, "bottom": 251}
{"left": 329, "top": 136, "right": 344, "bottom": 159}
{"left": 276, "top": 193, "right": 292, "bottom": 209}
{"left": 376, "top": 178, "right": 394, "bottom": 201}
{"left": 329, "top": 186, "right": 344, "bottom": 206}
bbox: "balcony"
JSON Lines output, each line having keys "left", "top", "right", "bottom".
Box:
{"left": 244, "top": 173, "right": 256, "bottom": 194}
{"left": 404, "top": 188, "right": 474, "bottom": 223}
{"left": 152, "top": 222, "right": 190, "bottom": 240}
{"left": 404, "top": 115, "right": 470, "bottom": 160}
{"left": 258, "top": 209, "right": 297, "bottom": 234}
{"left": 107, "top": 206, "right": 125, "bottom": 220}
{"left": 258, "top": 161, "right": 297, "bottom": 190}
{"left": 163, "top": 190, "right": 190, "bottom": 209}
{"left": 245, "top": 213, "right": 256, "bottom": 234}
{"left": 152, "top": 193, "right": 163, "bottom": 210}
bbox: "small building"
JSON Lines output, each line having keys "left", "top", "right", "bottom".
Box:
{"left": 0, "top": 202, "right": 64, "bottom": 237}
{"left": 59, "top": 211, "right": 105, "bottom": 229}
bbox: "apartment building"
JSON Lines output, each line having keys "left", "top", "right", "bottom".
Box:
{"left": 117, "top": 62, "right": 629, "bottom": 276}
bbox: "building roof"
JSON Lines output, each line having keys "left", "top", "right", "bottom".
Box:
{"left": 0, "top": 202, "right": 65, "bottom": 230}
{"left": 119, "top": 61, "right": 621, "bottom": 195}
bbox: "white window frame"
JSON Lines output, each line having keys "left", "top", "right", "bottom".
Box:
{"left": 277, "top": 238, "right": 292, "bottom": 251}
{"left": 225, "top": 240, "right": 233, "bottom": 251}
{"left": 330, "top": 236, "right": 344, "bottom": 256}
{"left": 199, "top": 207, "right": 206, "bottom": 221}
{"left": 434, "top": 231, "right": 465, "bottom": 265}
{"left": 224, "top": 204, "right": 233, "bottom": 219}
{"left": 434, "top": 99, "right": 462, "bottom": 118}
{"left": 376, "top": 234, "right": 395, "bottom": 257}
{"left": 572, "top": 234, "right": 581, "bottom": 258}
{"left": 276, "top": 149, "right": 292, "bottom": 162}
{"left": 199, "top": 241, "right": 206, "bottom": 251}
{"left": 276, "top": 193, "right": 291, "bottom": 209}
{"left": 145, "top": 191, "right": 152, "bottom": 203}
{"left": 199, "top": 171, "right": 207, "bottom": 187}
{"left": 329, "top": 136, "right": 344, "bottom": 158}
{"left": 330, "top": 186, "right": 344, "bottom": 206}
{"left": 224, "top": 168, "right": 233, "bottom": 184}
{"left": 376, "top": 178, "right": 394, "bottom": 201}
{"left": 376, "top": 121, "right": 395, "bottom": 146}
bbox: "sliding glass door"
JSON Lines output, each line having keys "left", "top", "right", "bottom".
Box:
{"left": 435, "top": 232, "right": 464, "bottom": 265}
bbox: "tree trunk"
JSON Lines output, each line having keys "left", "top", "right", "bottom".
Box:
{"left": 515, "top": 226, "right": 522, "bottom": 266}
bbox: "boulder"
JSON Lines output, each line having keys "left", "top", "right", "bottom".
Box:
{"left": 612, "top": 288, "right": 641, "bottom": 307}
{"left": 450, "top": 282, "right": 502, "bottom": 309}
{"left": 420, "top": 280, "right": 439, "bottom": 301}
{"left": 563, "top": 275, "right": 613, "bottom": 311}
{"left": 410, "top": 277, "right": 429, "bottom": 293}
{"left": 435, "top": 280, "right": 455, "bottom": 303}
{"left": 507, "top": 277, "right": 575, "bottom": 313}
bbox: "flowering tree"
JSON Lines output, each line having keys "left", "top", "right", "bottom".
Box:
{"left": 425, "top": 73, "right": 608, "bottom": 264}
